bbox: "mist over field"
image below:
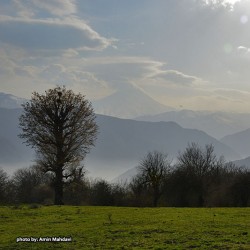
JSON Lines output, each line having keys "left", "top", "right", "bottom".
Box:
{"left": 0, "top": 98, "right": 248, "bottom": 180}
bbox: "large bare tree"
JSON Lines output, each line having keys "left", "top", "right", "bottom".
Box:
{"left": 137, "top": 151, "right": 171, "bottom": 207}
{"left": 177, "top": 143, "right": 222, "bottom": 206}
{"left": 19, "top": 86, "right": 98, "bottom": 205}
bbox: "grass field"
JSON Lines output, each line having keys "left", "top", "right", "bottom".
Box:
{"left": 0, "top": 205, "right": 249, "bottom": 249}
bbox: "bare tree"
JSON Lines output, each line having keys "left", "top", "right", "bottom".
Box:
{"left": 177, "top": 143, "right": 222, "bottom": 206}
{"left": 130, "top": 175, "right": 148, "bottom": 207}
{"left": 137, "top": 151, "right": 171, "bottom": 207}
{"left": 177, "top": 143, "right": 219, "bottom": 177}
{"left": 90, "top": 179, "right": 114, "bottom": 206}
{"left": 0, "top": 168, "right": 8, "bottom": 204}
{"left": 19, "top": 86, "right": 98, "bottom": 205}
{"left": 12, "top": 165, "right": 52, "bottom": 204}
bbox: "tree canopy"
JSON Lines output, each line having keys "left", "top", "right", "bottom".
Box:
{"left": 19, "top": 86, "right": 98, "bottom": 204}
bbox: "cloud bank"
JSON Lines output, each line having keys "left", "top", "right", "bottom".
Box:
{"left": 1, "top": 0, "right": 250, "bottom": 113}
{"left": 0, "top": 16, "right": 113, "bottom": 51}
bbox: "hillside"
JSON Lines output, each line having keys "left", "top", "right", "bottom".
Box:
{"left": 92, "top": 115, "right": 238, "bottom": 160}
{"left": 232, "top": 156, "right": 250, "bottom": 169}
{"left": 86, "top": 115, "right": 239, "bottom": 179}
{"left": 0, "top": 108, "right": 34, "bottom": 168}
{"left": 221, "top": 129, "right": 250, "bottom": 158}
{"left": 0, "top": 92, "right": 26, "bottom": 109}
{"left": 0, "top": 108, "right": 239, "bottom": 180}
{"left": 136, "top": 110, "right": 250, "bottom": 139}
{"left": 92, "top": 84, "right": 173, "bottom": 119}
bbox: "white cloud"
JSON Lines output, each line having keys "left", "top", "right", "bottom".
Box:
{"left": 153, "top": 87, "right": 250, "bottom": 113}
{"left": 213, "top": 88, "right": 250, "bottom": 99}
{"left": 3, "top": 0, "right": 77, "bottom": 18}
{"left": 0, "top": 57, "right": 113, "bottom": 100}
{"left": 62, "top": 49, "right": 79, "bottom": 58}
{"left": 190, "top": 88, "right": 250, "bottom": 112}
{"left": 39, "top": 63, "right": 108, "bottom": 87}
{"left": 0, "top": 16, "right": 113, "bottom": 52}
{"left": 237, "top": 45, "right": 250, "bottom": 53}
{"left": 147, "top": 70, "right": 204, "bottom": 87}
{"left": 205, "top": 0, "right": 241, "bottom": 8}
{"left": 2, "top": 0, "right": 250, "bottom": 114}
{"left": 78, "top": 56, "right": 165, "bottom": 85}
{"left": 31, "top": 0, "right": 77, "bottom": 16}
{"left": 67, "top": 56, "right": 206, "bottom": 105}
{"left": 12, "top": 0, "right": 35, "bottom": 18}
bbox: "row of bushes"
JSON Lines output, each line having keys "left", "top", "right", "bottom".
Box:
{"left": 0, "top": 144, "right": 250, "bottom": 207}
{"left": 0, "top": 166, "right": 129, "bottom": 206}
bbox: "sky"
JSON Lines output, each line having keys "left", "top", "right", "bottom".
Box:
{"left": 1, "top": 0, "right": 250, "bottom": 113}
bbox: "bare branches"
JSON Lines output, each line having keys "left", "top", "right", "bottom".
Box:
{"left": 19, "top": 86, "right": 98, "bottom": 205}
{"left": 137, "top": 151, "right": 171, "bottom": 206}
{"left": 177, "top": 143, "right": 219, "bottom": 178}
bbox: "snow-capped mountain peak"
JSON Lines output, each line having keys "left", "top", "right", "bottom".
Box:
{"left": 0, "top": 93, "right": 27, "bottom": 109}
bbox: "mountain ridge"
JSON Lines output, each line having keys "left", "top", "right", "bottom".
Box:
{"left": 0, "top": 92, "right": 26, "bottom": 109}
{"left": 0, "top": 108, "right": 240, "bottom": 179}
{"left": 92, "top": 84, "right": 174, "bottom": 118}
{"left": 0, "top": 93, "right": 242, "bottom": 180}
{"left": 136, "top": 109, "right": 250, "bottom": 139}
{"left": 221, "top": 128, "right": 250, "bottom": 158}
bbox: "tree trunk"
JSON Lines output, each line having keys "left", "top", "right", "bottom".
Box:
{"left": 153, "top": 186, "right": 160, "bottom": 207}
{"left": 54, "top": 169, "right": 64, "bottom": 205}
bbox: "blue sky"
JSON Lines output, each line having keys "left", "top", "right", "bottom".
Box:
{"left": 1, "top": 0, "right": 250, "bottom": 112}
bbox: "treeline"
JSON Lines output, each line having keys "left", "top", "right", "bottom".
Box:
{"left": 0, "top": 143, "right": 249, "bottom": 207}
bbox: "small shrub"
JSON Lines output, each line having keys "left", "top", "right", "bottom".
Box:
{"left": 28, "top": 203, "right": 41, "bottom": 209}
{"left": 11, "top": 204, "right": 22, "bottom": 210}
{"left": 107, "top": 213, "right": 113, "bottom": 224}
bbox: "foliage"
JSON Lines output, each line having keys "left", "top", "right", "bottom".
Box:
{"left": 19, "top": 86, "right": 98, "bottom": 204}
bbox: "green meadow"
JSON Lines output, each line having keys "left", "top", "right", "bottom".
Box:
{"left": 0, "top": 206, "right": 249, "bottom": 249}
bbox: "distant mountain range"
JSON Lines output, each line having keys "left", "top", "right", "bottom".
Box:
{"left": 232, "top": 156, "right": 250, "bottom": 169}
{"left": 0, "top": 108, "right": 34, "bottom": 165}
{"left": 0, "top": 92, "right": 249, "bottom": 180}
{"left": 2, "top": 91, "right": 250, "bottom": 140}
{"left": 111, "top": 167, "right": 138, "bottom": 183}
{"left": 136, "top": 110, "right": 250, "bottom": 139}
{"left": 0, "top": 93, "right": 26, "bottom": 109}
{"left": 0, "top": 105, "right": 240, "bottom": 179}
{"left": 92, "top": 115, "right": 238, "bottom": 161}
{"left": 92, "top": 84, "right": 174, "bottom": 118}
{"left": 220, "top": 129, "right": 250, "bottom": 158}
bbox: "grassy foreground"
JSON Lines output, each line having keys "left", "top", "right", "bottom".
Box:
{"left": 0, "top": 206, "right": 249, "bottom": 249}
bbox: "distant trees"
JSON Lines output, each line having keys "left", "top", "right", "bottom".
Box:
{"left": 129, "top": 175, "right": 148, "bottom": 207}
{"left": 0, "top": 168, "right": 9, "bottom": 204}
{"left": 1, "top": 144, "right": 249, "bottom": 207}
{"left": 129, "top": 145, "right": 249, "bottom": 207}
{"left": 89, "top": 179, "right": 114, "bottom": 206}
{"left": 175, "top": 143, "right": 223, "bottom": 206}
{"left": 88, "top": 179, "right": 129, "bottom": 206}
{"left": 12, "top": 165, "right": 53, "bottom": 204}
{"left": 229, "top": 168, "right": 250, "bottom": 207}
{"left": 63, "top": 166, "right": 87, "bottom": 205}
{"left": 136, "top": 151, "right": 171, "bottom": 207}
{"left": 0, "top": 166, "right": 53, "bottom": 205}
{"left": 163, "top": 144, "right": 250, "bottom": 207}
{"left": 19, "top": 86, "right": 98, "bottom": 205}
